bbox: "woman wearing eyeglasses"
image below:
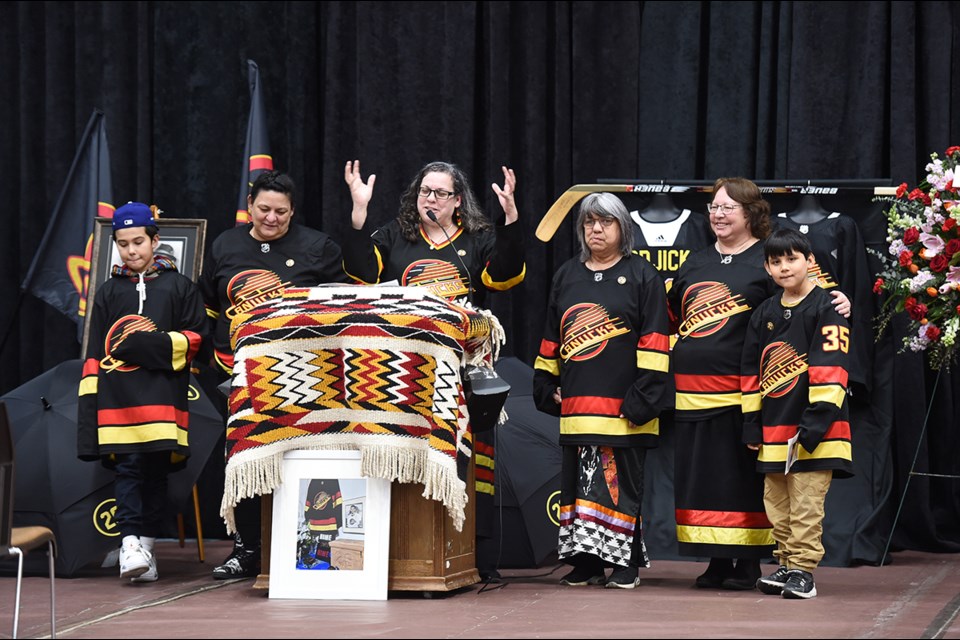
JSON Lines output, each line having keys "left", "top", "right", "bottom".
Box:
{"left": 342, "top": 160, "right": 525, "bottom": 307}
{"left": 533, "top": 193, "right": 670, "bottom": 589}
{"left": 667, "top": 177, "right": 850, "bottom": 590}
{"left": 342, "top": 159, "right": 525, "bottom": 583}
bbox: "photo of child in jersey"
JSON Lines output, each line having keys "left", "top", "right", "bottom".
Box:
{"left": 296, "top": 477, "right": 368, "bottom": 570}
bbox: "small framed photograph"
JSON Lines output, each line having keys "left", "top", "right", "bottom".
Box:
{"left": 342, "top": 496, "right": 365, "bottom": 534}
{"left": 81, "top": 216, "right": 207, "bottom": 359}
{"left": 270, "top": 450, "right": 391, "bottom": 600}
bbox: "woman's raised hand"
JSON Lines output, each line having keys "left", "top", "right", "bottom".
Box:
{"left": 345, "top": 160, "right": 375, "bottom": 229}
{"left": 491, "top": 165, "right": 519, "bottom": 224}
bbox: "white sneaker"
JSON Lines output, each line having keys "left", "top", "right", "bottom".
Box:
{"left": 131, "top": 551, "right": 158, "bottom": 583}
{"left": 119, "top": 540, "right": 150, "bottom": 579}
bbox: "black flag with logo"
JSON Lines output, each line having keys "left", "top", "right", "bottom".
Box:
{"left": 20, "top": 109, "right": 114, "bottom": 341}
{"left": 235, "top": 59, "right": 274, "bottom": 226}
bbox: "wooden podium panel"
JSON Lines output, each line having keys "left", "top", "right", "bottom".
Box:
{"left": 387, "top": 459, "right": 479, "bottom": 591}
{"left": 256, "top": 458, "right": 479, "bottom": 592}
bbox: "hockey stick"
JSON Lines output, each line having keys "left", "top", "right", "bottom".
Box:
{"left": 535, "top": 184, "right": 634, "bottom": 242}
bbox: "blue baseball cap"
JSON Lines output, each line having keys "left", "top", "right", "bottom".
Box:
{"left": 112, "top": 202, "right": 155, "bottom": 231}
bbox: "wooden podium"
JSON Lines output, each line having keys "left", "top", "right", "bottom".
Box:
{"left": 255, "top": 458, "right": 479, "bottom": 592}
{"left": 387, "top": 459, "right": 479, "bottom": 591}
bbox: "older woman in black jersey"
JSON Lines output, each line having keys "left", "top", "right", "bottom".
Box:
{"left": 199, "top": 170, "right": 348, "bottom": 580}
{"left": 533, "top": 192, "right": 670, "bottom": 589}
{"left": 668, "top": 177, "right": 850, "bottom": 590}
{"left": 342, "top": 160, "right": 525, "bottom": 307}
{"left": 343, "top": 159, "right": 525, "bottom": 581}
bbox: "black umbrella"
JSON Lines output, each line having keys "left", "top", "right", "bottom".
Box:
{"left": 1, "top": 359, "right": 118, "bottom": 576}
{"left": 166, "top": 377, "right": 224, "bottom": 517}
{"left": 1, "top": 360, "right": 227, "bottom": 576}
{"left": 490, "top": 358, "right": 561, "bottom": 568}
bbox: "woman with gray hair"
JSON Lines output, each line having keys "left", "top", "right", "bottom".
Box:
{"left": 533, "top": 192, "right": 670, "bottom": 589}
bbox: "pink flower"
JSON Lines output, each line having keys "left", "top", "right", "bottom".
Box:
{"left": 921, "top": 232, "right": 945, "bottom": 256}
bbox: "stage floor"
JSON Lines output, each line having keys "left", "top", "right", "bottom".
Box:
{"left": 2, "top": 539, "right": 959, "bottom": 639}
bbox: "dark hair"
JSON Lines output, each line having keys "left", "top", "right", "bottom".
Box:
{"left": 575, "top": 193, "right": 634, "bottom": 262}
{"left": 249, "top": 170, "right": 296, "bottom": 210}
{"left": 764, "top": 227, "right": 813, "bottom": 261}
{"left": 397, "top": 161, "right": 491, "bottom": 242}
{"left": 713, "top": 177, "right": 771, "bottom": 240}
{"left": 113, "top": 226, "right": 159, "bottom": 241}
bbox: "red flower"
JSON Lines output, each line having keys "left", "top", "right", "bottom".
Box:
{"left": 903, "top": 227, "right": 920, "bottom": 244}
{"left": 896, "top": 182, "right": 909, "bottom": 198}
{"left": 899, "top": 250, "right": 914, "bottom": 267}
{"left": 945, "top": 238, "right": 960, "bottom": 257}
{"left": 926, "top": 325, "right": 942, "bottom": 342}
{"left": 946, "top": 146, "right": 960, "bottom": 157}
{"left": 908, "top": 303, "right": 928, "bottom": 321}
{"left": 930, "top": 254, "right": 950, "bottom": 272}
{"left": 905, "top": 296, "right": 918, "bottom": 310}
{"left": 944, "top": 217, "right": 957, "bottom": 232}
{"left": 908, "top": 188, "right": 925, "bottom": 201}
{"left": 873, "top": 278, "right": 884, "bottom": 294}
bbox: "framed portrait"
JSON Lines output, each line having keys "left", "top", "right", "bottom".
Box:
{"left": 342, "top": 496, "right": 365, "bottom": 534}
{"left": 269, "top": 450, "right": 391, "bottom": 601}
{"left": 81, "top": 216, "right": 207, "bottom": 359}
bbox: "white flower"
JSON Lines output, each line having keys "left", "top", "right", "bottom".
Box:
{"left": 908, "top": 271, "right": 936, "bottom": 293}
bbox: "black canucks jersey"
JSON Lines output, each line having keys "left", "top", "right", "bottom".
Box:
{"left": 342, "top": 219, "right": 525, "bottom": 306}
{"left": 668, "top": 242, "right": 776, "bottom": 420}
{"left": 199, "top": 223, "right": 347, "bottom": 373}
{"left": 741, "top": 286, "right": 853, "bottom": 477}
{"left": 78, "top": 265, "right": 206, "bottom": 463}
{"left": 533, "top": 254, "right": 670, "bottom": 448}
{"left": 773, "top": 213, "right": 872, "bottom": 391}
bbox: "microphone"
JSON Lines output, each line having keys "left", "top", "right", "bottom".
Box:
{"left": 425, "top": 209, "right": 474, "bottom": 307}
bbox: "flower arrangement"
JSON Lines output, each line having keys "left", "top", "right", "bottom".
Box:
{"left": 874, "top": 146, "right": 960, "bottom": 370}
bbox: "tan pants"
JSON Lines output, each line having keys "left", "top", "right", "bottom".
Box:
{"left": 763, "top": 470, "right": 833, "bottom": 572}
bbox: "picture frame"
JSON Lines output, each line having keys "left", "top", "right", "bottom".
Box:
{"left": 81, "top": 216, "right": 207, "bottom": 359}
{"left": 269, "top": 450, "right": 391, "bottom": 601}
{"left": 342, "top": 496, "right": 365, "bottom": 534}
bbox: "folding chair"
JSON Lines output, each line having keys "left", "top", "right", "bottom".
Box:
{"left": 0, "top": 401, "right": 57, "bottom": 638}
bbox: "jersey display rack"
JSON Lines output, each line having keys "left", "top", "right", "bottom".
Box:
{"left": 536, "top": 180, "right": 895, "bottom": 242}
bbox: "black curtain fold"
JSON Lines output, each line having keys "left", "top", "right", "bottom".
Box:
{"left": 3, "top": 0, "right": 958, "bottom": 563}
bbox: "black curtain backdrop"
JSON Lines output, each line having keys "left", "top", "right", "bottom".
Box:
{"left": 2, "top": 1, "right": 958, "bottom": 563}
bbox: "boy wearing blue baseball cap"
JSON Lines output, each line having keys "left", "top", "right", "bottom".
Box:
{"left": 78, "top": 202, "right": 207, "bottom": 583}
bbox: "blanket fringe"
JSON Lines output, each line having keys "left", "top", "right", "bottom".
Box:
{"left": 220, "top": 443, "right": 468, "bottom": 534}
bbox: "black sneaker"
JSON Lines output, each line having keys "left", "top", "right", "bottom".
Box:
{"left": 604, "top": 566, "right": 640, "bottom": 589}
{"left": 559, "top": 566, "right": 606, "bottom": 586}
{"left": 695, "top": 558, "right": 734, "bottom": 589}
{"left": 756, "top": 565, "right": 791, "bottom": 595}
{"left": 722, "top": 558, "right": 761, "bottom": 590}
{"left": 781, "top": 569, "right": 817, "bottom": 599}
{"left": 212, "top": 548, "right": 260, "bottom": 580}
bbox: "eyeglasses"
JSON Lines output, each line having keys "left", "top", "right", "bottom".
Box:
{"left": 417, "top": 186, "right": 456, "bottom": 201}
{"left": 707, "top": 203, "right": 742, "bottom": 215}
{"left": 583, "top": 216, "right": 617, "bottom": 229}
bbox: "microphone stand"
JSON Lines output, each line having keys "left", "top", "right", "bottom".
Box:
{"left": 425, "top": 209, "right": 474, "bottom": 308}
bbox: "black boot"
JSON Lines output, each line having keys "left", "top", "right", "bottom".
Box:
{"left": 722, "top": 558, "right": 761, "bottom": 590}
{"left": 695, "top": 557, "right": 734, "bottom": 588}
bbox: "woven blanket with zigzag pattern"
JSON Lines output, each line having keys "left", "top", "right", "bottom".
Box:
{"left": 220, "top": 285, "right": 499, "bottom": 533}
